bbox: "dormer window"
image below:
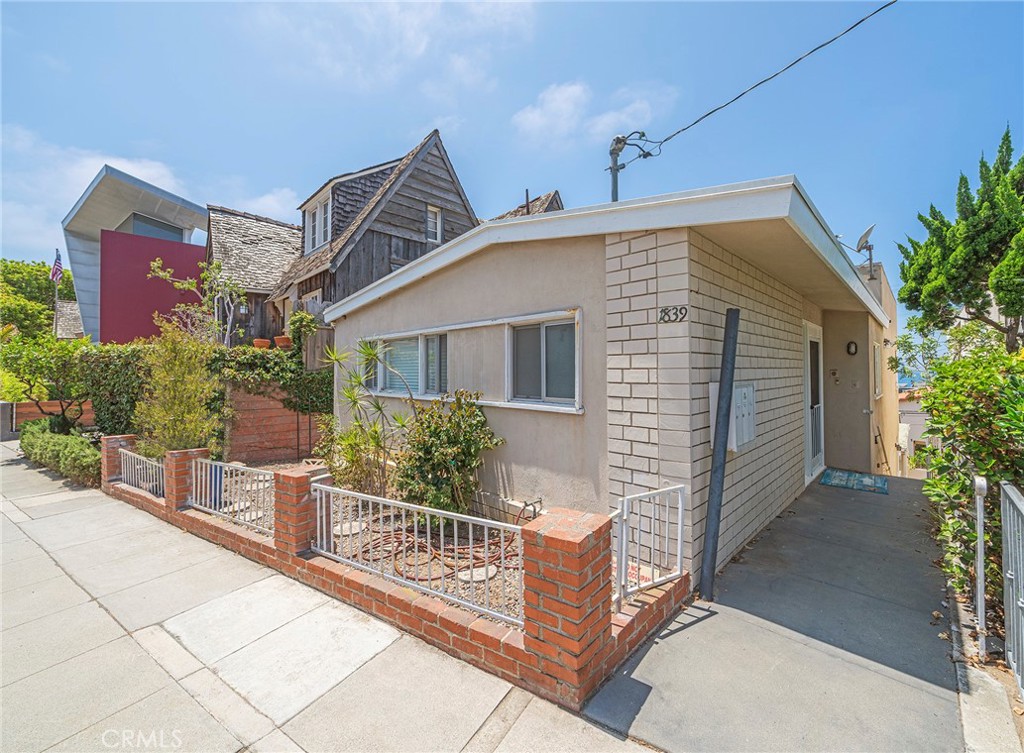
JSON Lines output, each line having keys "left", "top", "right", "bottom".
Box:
{"left": 426, "top": 205, "right": 442, "bottom": 244}
{"left": 306, "top": 198, "right": 331, "bottom": 253}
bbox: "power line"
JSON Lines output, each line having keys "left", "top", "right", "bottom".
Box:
{"left": 613, "top": 0, "right": 899, "bottom": 172}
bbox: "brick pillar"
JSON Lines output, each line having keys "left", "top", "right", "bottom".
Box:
{"left": 164, "top": 448, "right": 211, "bottom": 510}
{"left": 521, "top": 508, "right": 613, "bottom": 709}
{"left": 273, "top": 469, "right": 316, "bottom": 555}
{"left": 100, "top": 435, "right": 137, "bottom": 490}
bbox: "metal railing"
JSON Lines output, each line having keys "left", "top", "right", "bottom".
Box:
{"left": 311, "top": 484, "right": 524, "bottom": 626}
{"left": 1002, "top": 481, "right": 1024, "bottom": 696}
{"left": 119, "top": 448, "right": 165, "bottom": 498}
{"left": 189, "top": 458, "right": 276, "bottom": 535}
{"left": 613, "top": 484, "right": 686, "bottom": 611}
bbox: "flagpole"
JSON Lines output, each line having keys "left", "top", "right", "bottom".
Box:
{"left": 52, "top": 248, "right": 60, "bottom": 336}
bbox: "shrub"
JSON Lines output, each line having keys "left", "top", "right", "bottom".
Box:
{"left": 80, "top": 343, "right": 151, "bottom": 435}
{"left": 920, "top": 345, "right": 1024, "bottom": 631}
{"left": 19, "top": 420, "right": 100, "bottom": 487}
{"left": 395, "top": 390, "right": 504, "bottom": 514}
{"left": 134, "top": 320, "right": 220, "bottom": 457}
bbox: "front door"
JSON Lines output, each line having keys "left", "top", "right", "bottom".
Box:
{"left": 805, "top": 322, "right": 825, "bottom": 483}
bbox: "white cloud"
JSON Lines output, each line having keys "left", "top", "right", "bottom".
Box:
{"left": 513, "top": 81, "right": 679, "bottom": 148}
{"left": 229, "top": 187, "right": 301, "bottom": 224}
{"left": 247, "top": 2, "right": 534, "bottom": 92}
{"left": 1, "top": 124, "right": 191, "bottom": 261}
{"left": 512, "top": 82, "right": 592, "bottom": 142}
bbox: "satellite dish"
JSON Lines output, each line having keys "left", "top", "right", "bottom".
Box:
{"left": 855, "top": 224, "right": 876, "bottom": 252}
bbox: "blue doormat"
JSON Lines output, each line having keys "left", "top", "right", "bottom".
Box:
{"left": 819, "top": 468, "right": 889, "bottom": 495}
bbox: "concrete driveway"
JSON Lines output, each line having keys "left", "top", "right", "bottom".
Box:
{"left": 585, "top": 476, "right": 963, "bottom": 753}
{"left": 0, "top": 442, "right": 642, "bottom": 753}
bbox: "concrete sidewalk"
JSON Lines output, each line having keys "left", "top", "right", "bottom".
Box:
{"left": 0, "top": 442, "right": 643, "bottom": 753}
{"left": 585, "top": 476, "right": 964, "bottom": 753}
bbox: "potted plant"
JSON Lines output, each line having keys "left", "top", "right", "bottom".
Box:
{"left": 253, "top": 339, "right": 271, "bottom": 349}
{"left": 274, "top": 335, "right": 292, "bottom": 350}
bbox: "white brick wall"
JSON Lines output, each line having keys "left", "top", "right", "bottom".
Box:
{"left": 606, "top": 227, "right": 807, "bottom": 584}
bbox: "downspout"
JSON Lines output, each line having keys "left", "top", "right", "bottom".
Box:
{"left": 700, "top": 307, "right": 740, "bottom": 600}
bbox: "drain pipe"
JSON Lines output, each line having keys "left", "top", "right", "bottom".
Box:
{"left": 700, "top": 307, "right": 740, "bottom": 601}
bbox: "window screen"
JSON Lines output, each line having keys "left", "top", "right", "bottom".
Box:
{"left": 309, "top": 209, "right": 317, "bottom": 252}
{"left": 426, "top": 207, "right": 441, "bottom": 243}
{"left": 384, "top": 338, "right": 419, "bottom": 393}
{"left": 321, "top": 202, "right": 330, "bottom": 244}
{"left": 513, "top": 326, "right": 542, "bottom": 399}
{"left": 425, "top": 334, "right": 448, "bottom": 394}
{"left": 545, "top": 323, "right": 575, "bottom": 400}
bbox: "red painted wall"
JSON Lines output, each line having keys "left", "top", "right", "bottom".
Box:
{"left": 99, "top": 230, "right": 206, "bottom": 343}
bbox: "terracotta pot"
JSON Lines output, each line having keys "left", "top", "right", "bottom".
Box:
{"left": 274, "top": 336, "right": 293, "bottom": 350}
{"left": 253, "top": 339, "right": 271, "bottom": 349}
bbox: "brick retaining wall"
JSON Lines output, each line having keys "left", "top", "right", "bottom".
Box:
{"left": 223, "top": 386, "right": 321, "bottom": 465}
{"left": 11, "top": 400, "right": 95, "bottom": 429}
{"left": 101, "top": 436, "right": 690, "bottom": 711}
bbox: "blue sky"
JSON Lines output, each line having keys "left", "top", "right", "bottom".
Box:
{"left": 2, "top": 1, "right": 1021, "bottom": 329}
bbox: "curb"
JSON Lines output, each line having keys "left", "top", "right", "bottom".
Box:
{"left": 948, "top": 588, "right": 1022, "bottom": 753}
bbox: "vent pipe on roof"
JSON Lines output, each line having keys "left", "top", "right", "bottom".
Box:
{"left": 525, "top": 189, "right": 530, "bottom": 215}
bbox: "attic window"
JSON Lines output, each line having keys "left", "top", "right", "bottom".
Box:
{"left": 426, "top": 206, "right": 442, "bottom": 243}
{"left": 306, "top": 199, "right": 330, "bottom": 253}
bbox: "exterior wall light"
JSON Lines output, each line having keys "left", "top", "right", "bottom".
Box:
{"left": 847, "top": 341, "right": 858, "bottom": 356}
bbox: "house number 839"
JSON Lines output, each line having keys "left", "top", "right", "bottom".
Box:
{"left": 658, "top": 306, "right": 688, "bottom": 323}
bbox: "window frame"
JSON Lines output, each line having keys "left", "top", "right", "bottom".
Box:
{"left": 368, "top": 333, "right": 449, "bottom": 397}
{"left": 426, "top": 205, "right": 442, "bottom": 244}
{"left": 505, "top": 312, "right": 582, "bottom": 410}
{"left": 305, "top": 197, "right": 331, "bottom": 254}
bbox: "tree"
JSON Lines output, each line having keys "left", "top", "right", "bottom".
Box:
{"left": 134, "top": 319, "right": 220, "bottom": 456}
{"left": 0, "top": 335, "right": 90, "bottom": 432}
{"left": 898, "top": 128, "right": 1024, "bottom": 353}
{"left": 0, "top": 286, "right": 53, "bottom": 338}
{"left": 148, "top": 258, "right": 245, "bottom": 346}
{"left": 0, "top": 259, "right": 76, "bottom": 307}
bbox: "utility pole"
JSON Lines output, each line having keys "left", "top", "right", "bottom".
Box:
{"left": 609, "top": 135, "right": 627, "bottom": 202}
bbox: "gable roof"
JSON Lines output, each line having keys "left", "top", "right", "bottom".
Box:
{"left": 53, "top": 299, "right": 84, "bottom": 340}
{"left": 490, "top": 190, "right": 563, "bottom": 221}
{"left": 207, "top": 205, "right": 302, "bottom": 294}
{"left": 268, "top": 129, "right": 472, "bottom": 301}
{"left": 297, "top": 158, "right": 401, "bottom": 211}
{"left": 323, "top": 175, "right": 890, "bottom": 328}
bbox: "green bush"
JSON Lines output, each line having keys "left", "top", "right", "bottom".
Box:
{"left": 135, "top": 320, "right": 220, "bottom": 457}
{"left": 19, "top": 420, "right": 101, "bottom": 487}
{"left": 1, "top": 334, "right": 90, "bottom": 433}
{"left": 920, "top": 346, "right": 1024, "bottom": 631}
{"left": 395, "top": 390, "right": 504, "bottom": 514}
{"left": 80, "top": 343, "right": 151, "bottom": 435}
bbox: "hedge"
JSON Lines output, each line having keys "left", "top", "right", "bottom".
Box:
{"left": 79, "top": 343, "right": 150, "bottom": 435}
{"left": 19, "top": 420, "right": 101, "bottom": 487}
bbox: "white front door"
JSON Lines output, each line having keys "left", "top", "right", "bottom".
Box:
{"left": 804, "top": 321, "right": 825, "bottom": 484}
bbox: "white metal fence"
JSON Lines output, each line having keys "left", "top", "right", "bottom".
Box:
{"left": 119, "top": 448, "right": 164, "bottom": 498}
{"left": 1002, "top": 481, "right": 1024, "bottom": 696}
{"left": 311, "top": 484, "right": 524, "bottom": 625}
{"left": 189, "top": 459, "right": 276, "bottom": 535}
{"left": 612, "top": 484, "right": 686, "bottom": 611}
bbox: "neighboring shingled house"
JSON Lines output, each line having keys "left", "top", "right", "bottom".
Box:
{"left": 206, "top": 205, "right": 302, "bottom": 342}
{"left": 53, "top": 299, "right": 84, "bottom": 340}
{"left": 490, "top": 190, "right": 563, "bottom": 220}
{"left": 266, "top": 130, "right": 477, "bottom": 321}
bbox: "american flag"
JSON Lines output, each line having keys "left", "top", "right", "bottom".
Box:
{"left": 50, "top": 249, "right": 63, "bottom": 285}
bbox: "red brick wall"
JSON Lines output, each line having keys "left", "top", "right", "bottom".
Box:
{"left": 224, "top": 387, "right": 321, "bottom": 465}
{"left": 14, "top": 400, "right": 95, "bottom": 429}
{"left": 99, "top": 436, "right": 691, "bottom": 711}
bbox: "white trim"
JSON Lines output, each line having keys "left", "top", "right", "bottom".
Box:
{"left": 365, "top": 392, "right": 585, "bottom": 416}
{"left": 426, "top": 205, "right": 442, "bottom": 243}
{"left": 873, "top": 341, "right": 883, "bottom": 400}
{"left": 361, "top": 308, "right": 579, "bottom": 342}
{"left": 323, "top": 176, "right": 889, "bottom": 328}
{"left": 803, "top": 320, "right": 825, "bottom": 486}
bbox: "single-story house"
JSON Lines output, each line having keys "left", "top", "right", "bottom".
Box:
{"left": 323, "top": 175, "right": 899, "bottom": 578}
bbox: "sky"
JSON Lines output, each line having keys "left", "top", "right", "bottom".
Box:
{"left": 2, "top": 1, "right": 1022, "bottom": 331}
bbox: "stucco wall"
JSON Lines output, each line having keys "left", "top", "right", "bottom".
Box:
{"left": 331, "top": 235, "right": 608, "bottom": 512}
